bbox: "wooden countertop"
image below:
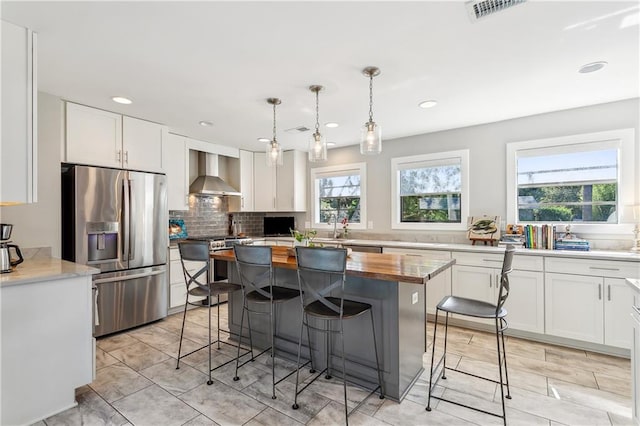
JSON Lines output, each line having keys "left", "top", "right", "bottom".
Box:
{"left": 211, "top": 246, "right": 455, "bottom": 285}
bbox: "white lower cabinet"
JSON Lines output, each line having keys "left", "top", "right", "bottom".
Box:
{"left": 631, "top": 290, "right": 640, "bottom": 424}
{"left": 451, "top": 253, "right": 544, "bottom": 333}
{"left": 169, "top": 247, "right": 205, "bottom": 309}
{"left": 545, "top": 257, "right": 637, "bottom": 349}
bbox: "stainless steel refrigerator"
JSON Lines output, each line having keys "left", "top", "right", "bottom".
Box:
{"left": 62, "top": 164, "right": 168, "bottom": 337}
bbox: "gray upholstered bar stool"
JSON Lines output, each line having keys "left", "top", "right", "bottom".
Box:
{"left": 426, "top": 245, "right": 515, "bottom": 425}
{"left": 175, "top": 241, "right": 245, "bottom": 385}
{"left": 233, "top": 245, "right": 301, "bottom": 399}
{"left": 292, "top": 246, "right": 384, "bottom": 425}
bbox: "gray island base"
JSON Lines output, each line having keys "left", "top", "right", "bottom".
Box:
{"left": 217, "top": 249, "right": 455, "bottom": 402}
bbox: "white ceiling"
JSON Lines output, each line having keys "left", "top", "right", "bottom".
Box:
{"left": 2, "top": 1, "right": 639, "bottom": 153}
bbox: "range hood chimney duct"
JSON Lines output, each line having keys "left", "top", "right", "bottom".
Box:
{"left": 189, "top": 152, "right": 241, "bottom": 196}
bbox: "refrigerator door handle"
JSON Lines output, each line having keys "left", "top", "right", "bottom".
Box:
{"left": 128, "top": 178, "right": 135, "bottom": 261}
{"left": 94, "top": 269, "right": 165, "bottom": 284}
{"left": 122, "top": 178, "right": 130, "bottom": 261}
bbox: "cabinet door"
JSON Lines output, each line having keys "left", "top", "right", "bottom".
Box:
{"left": 1, "top": 21, "right": 37, "bottom": 204}
{"left": 276, "top": 151, "right": 295, "bottom": 211}
{"left": 504, "top": 270, "right": 544, "bottom": 333}
{"left": 66, "top": 102, "right": 122, "bottom": 168}
{"left": 239, "top": 150, "right": 254, "bottom": 211}
{"left": 451, "top": 265, "right": 496, "bottom": 325}
{"left": 545, "top": 273, "right": 603, "bottom": 344}
{"left": 163, "top": 134, "right": 189, "bottom": 210}
{"left": 632, "top": 304, "right": 640, "bottom": 424}
{"left": 253, "top": 152, "right": 276, "bottom": 211}
{"left": 122, "top": 116, "right": 164, "bottom": 173}
{"left": 604, "top": 277, "right": 634, "bottom": 349}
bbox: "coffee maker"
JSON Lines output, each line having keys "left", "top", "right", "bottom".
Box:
{"left": 1, "top": 224, "right": 24, "bottom": 273}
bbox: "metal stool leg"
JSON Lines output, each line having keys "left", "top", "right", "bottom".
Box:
{"left": 306, "top": 314, "right": 316, "bottom": 374}
{"left": 233, "top": 299, "right": 247, "bottom": 381}
{"left": 340, "top": 317, "right": 349, "bottom": 426}
{"left": 495, "top": 318, "right": 507, "bottom": 425}
{"left": 426, "top": 309, "right": 439, "bottom": 412}
{"left": 292, "top": 310, "right": 305, "bottom": 410}
{"left": 216, "top": 295, "right": 221, "bottom": 350}
{"left": 442, "top": 312, "right": 449, "bottom": 380}
{"left": 207, "top": 292, "right": 213, "bottom": 385}
{"left": 176, "top": 297, "right": 189, "bottom": 370}
{"left": 325, "top": 320, "right": 332, "bottom": 380}
{"left": 270, "top": 300, "right": 276, "bottom": 399}
{"left": 501, "top": 318, "right": 512, "bottom": 399}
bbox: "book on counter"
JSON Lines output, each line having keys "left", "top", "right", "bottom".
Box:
{"left": 554, "top": 237, "right": 590, "bottom": 251}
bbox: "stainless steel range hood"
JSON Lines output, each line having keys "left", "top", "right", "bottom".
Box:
{"left": 189, "top": 152, "right": 241, "bottom": 196}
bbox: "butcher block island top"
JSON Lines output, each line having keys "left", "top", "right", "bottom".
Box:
{"left": 211, "top": 245, "right": 455, "bottom": 284}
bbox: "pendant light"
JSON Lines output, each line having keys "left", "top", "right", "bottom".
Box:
{"left": 360, "top": 66, "right": 382, "bottom": 155}
{"left": 266, "top": 98, "right": 283, "bottom": 167}
{"left": 308, "top": 85, "right": 327, "bottom": 162}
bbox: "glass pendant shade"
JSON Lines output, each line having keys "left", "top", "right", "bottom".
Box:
{"left": 308, "top": 132, "right": 327, "bottom": 162}
{"left": 266, "top": 140, "right": 283, "bottom": 166}
{"left": 360, "top": 120, "right": 382, "bottom": 155}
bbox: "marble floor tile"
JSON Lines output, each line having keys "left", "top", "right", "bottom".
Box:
{"left": 154, "top": 314, "right": 187, "bottom": 334}
{"left": 586, "top": 351, "right": 633, "bottom": 369}
{"left": 420, "top": 367, "right": 499, "bottom": 403}
{"left": 241, "top": 372, "right": 332, "bottom": 424}
{"left": 608, "top": 412, "right": 636, "bottom": 426}
{"left": 456, "top": 357, "right": 549, "bottom": 396}
{"left": 504, "top": 385, "right": 612, "bottom": 425}
{"left": 374, "top": 397, "right": 476, "bottom": 426}
{"left": 109, "top": 341, "right": 171, "bottom": 372}
{"left": 501, "top": 351, "right": 599, "bottom": 389}
{"left": 89, "top": 362, "right": 153, "bottom": 403}
{"left": 244, "top": 407, "right": 303, "bottom": 426}
{"left": 546, "top": 348, "right": 630, "bottom": 380}
{"left": 128, "top": 323, "right": 182, "bottom": 349}
{"left": 97, "top": 332, "right": 141, "bottom": 352}
{"left": 43, "top": 386, "right": 129, "bottom": 426}
{"left": 139, "top": 358, "right": 207, "bottom": 395}
{"left": 210, "top": 357, "right": 271, "bottom": 391}
{"left": 594, "top": 372, "right": 632, "bottom": 397}
{"left": 158, "top": 335, "right": 205, "bottom": 359}
{"left": 182, "top": 414, "right": 220, "bottom": 426}
{"left": 112, "top": 384, "right": 200, "bottom": 426}
{"left": 436, "top": 387, "right": 550, "bottom": 426}
{"left": 298, "top": 374, "right": 379, "bottom": 410}
{"left": 308, "top": 400, "right": 391, "bottom": 426}
{"left": 96, "top": 347, "right": 120, "bottom": 370}
{"left": 179, "top": 380, "right": 267, "bottom": 425}
{"left": 547, "top": 378, "right": 632, "bottom": 418}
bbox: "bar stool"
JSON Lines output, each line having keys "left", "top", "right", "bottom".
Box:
{"left": 292, "top": 246, "right": 384, "bottom": 425}
{"left": 175, "top": 241, "right": 247, "bottom": 385}
{"left": 426, "top": 245, "right": 515, "bottom": 425}
{"left": 233, "top": 245, "right": 301, "bottom": 399}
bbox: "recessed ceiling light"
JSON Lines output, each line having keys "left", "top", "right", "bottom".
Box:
{"left": 327, "top": 142, "right": 336, "bottom": 147}
{"left": 578, "top": 61, "right": 607, "bottom": 74}
{"left": 418, "top": 100, "right": 438, "bottom": 109}
{"left": 325, "top": 122, "right": 339, "bottom": 128}
{"left": 199, "top": 121, "right": 213, "bottom": 127}
{"left": 111, "top": 96, "right": 132, "bottom": 105}
{"left": 257, "top": 137, "right": 271, "bottom": 143}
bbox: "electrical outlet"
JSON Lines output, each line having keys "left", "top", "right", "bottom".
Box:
{"left": 368, "top": 221, "right": 373, "bottom": 229}
{"left": 412, "top": 292, "right": 419, "bottom": 305}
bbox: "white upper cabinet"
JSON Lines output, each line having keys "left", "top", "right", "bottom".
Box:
{"left": 65, "top": 102, "right": 165, "bottom": 173}
{"left": 65, "top": 103, "right": 122, "bottom": 168}
{"left": 253, "top": 150, "right": 307, "bottom": 212}
{"left": 229, "top": 150, "right": 254, "bottom": 212}
{"left": 1, "top": 21, "right": 37, "bottom": 205}
{"left": 162, "top": 133, "right": 189, "bottom": 210}
{"left": 122, "top": 116, "right": 163, "bottom": 173}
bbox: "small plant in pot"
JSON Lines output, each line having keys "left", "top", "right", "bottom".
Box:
{"left": 290, "top": 228, "right": 318, "bottom": 247}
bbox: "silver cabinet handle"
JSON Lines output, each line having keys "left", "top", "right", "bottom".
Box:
{"left": 489, "top": 274, "right": 492, "bottom": 288}
{"left": 589, "top": 266, "right": 619, "bottom": 272}
{"left": 116, "top": 150, "right": 122, "bottom": 162}
{"left": 607, "top": 284, "right": 611, "bottom": 301}
{"left": 633, "top": 305, "right": 640, "bottom": 316}
{"left": 482, "top": 259, "right": 502, "bottom": 263}
{"left": 241, "top": 196, "right": 244, "bottom": 208}
{"left": 598, "top": 283, "right": 602, "bottom": 300}
{"left": 406, "top": 254, "right": 422, "bottom": 257}
{"left": 124, "top": 150, "right": 129, "bottom": 164}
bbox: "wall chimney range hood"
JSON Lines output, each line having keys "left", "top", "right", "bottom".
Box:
{"left": 189, "top": 152, "right": 241, "bottom": 196}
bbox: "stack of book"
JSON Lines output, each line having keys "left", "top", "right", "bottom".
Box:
{"left": 523, "top": 224, "right": 555, "bottom": 250}
{"left": 498, "top": 234, "right": 525, "bottom": 248}
{"left": 555, "top": 238, "right": 590, "bottom": 251}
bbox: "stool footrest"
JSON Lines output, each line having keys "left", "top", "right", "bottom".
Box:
{"left": 427, "top": 394, "right": 505, "bottom": 419}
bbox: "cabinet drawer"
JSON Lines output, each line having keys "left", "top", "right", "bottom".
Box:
{"left": 545, "top": 257, "right": 640, "bottom": 279}
{"left": 452, "top": 251, "right": 504, "bottom": 268}
{"left": 384, "top": 247, "right": 450, "bottom": 260}
{"left": 512, "top": 255, "right": 543, "bottom": 272}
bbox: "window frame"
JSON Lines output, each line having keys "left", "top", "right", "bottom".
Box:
{"left": 310, "top": 162, "right": 367, "bottom": 231}
{"left": 391, "top": 150, "right": 470, "bottom": 230}
{"left": 506, "top": 129, "right": 637, "bottom": 234}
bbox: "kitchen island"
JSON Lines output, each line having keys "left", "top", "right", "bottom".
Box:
{"left": 1, "top": 257, "right": 98, "bottom": 425}
{"left": 211, "top": 246, "right": 455, "bottom": 401}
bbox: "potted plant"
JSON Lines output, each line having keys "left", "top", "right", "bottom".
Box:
{"left": 290, "top": 228, "right": 318, "bottom": 247}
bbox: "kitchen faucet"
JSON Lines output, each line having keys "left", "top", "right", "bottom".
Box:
{"left": 329, "top": 214, "right": 339, "bottom": 239}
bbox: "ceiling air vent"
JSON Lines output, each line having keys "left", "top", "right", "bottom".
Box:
{"left": 285, "top": 126, "right": 311, "bottom": 134}
{"left": 466, "top": 0, "right": 526, "bottom": 21}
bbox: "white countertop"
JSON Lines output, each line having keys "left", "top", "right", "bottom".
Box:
{"left": 256, "top": 237, "right": 640, "bottom": 262}
{"left": 0, "top": 257, "right": 99, "bottom": 287}
{"left": 626, "top": 278, "right": 640, "bottom": 293}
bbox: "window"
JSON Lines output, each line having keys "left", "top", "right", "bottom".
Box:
{"left": 391, "top": 150, "right": 470, "bottom": 230}
{"left": 311, "top": 163, "right": 366, "bottom": 230}
{"left": 507, "top": 129, "right": 637, "bottom": 232}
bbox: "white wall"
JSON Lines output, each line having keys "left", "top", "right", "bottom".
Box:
{"left": 0, "top": 92, "right": 63, "bottom": 256}
{"left": 308, "top": 98, "right": 640, "bottom": 246}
